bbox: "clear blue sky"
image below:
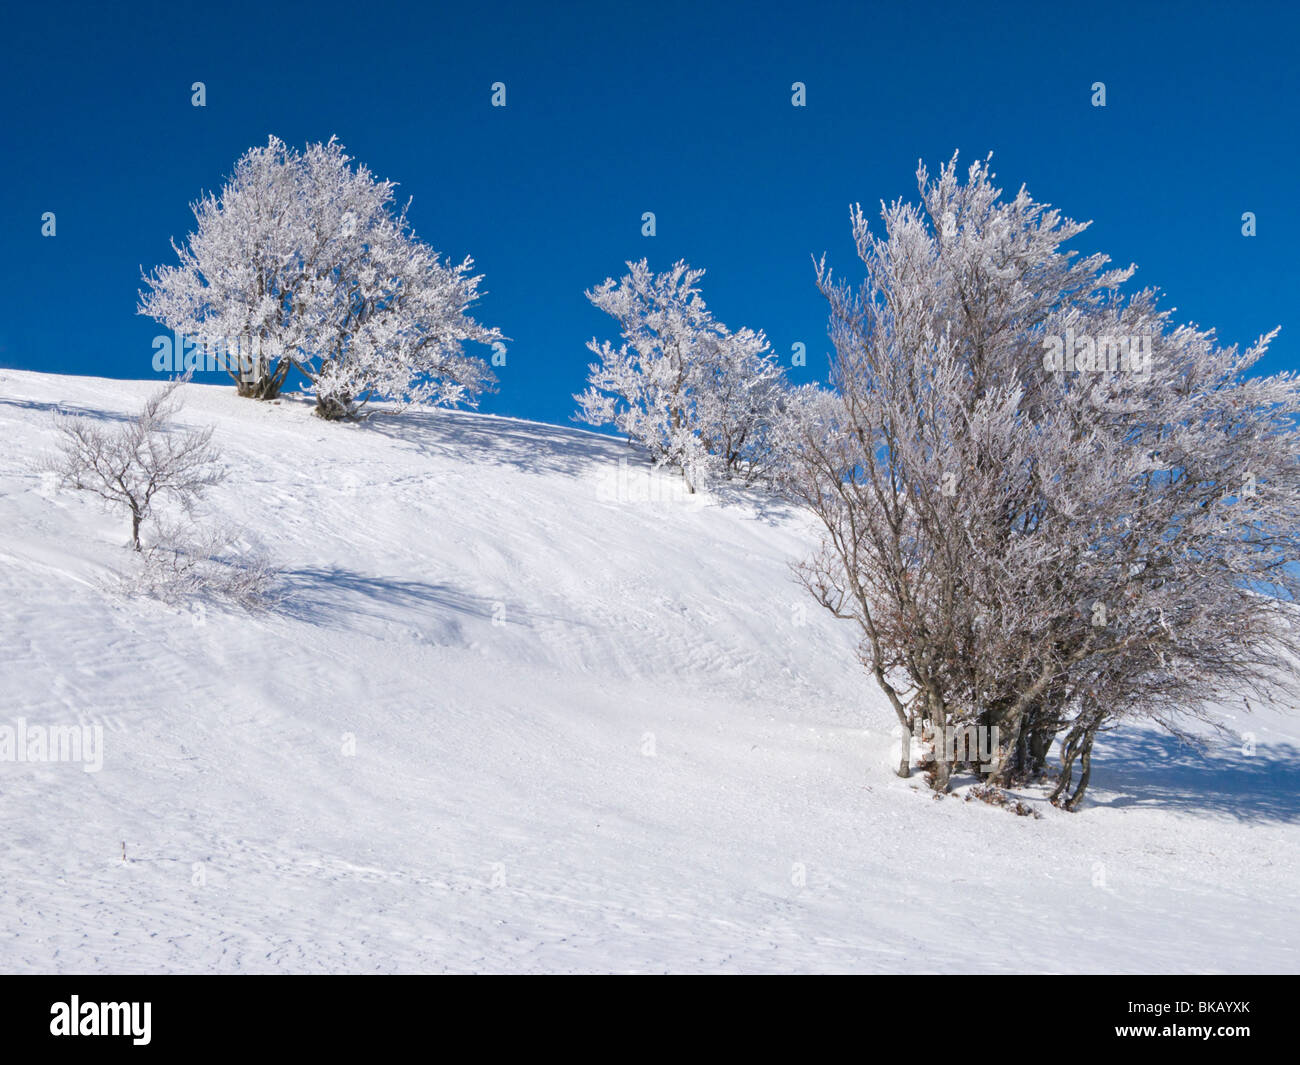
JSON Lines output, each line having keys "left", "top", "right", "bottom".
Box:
{"left": 2, "top": 0, "right": 1296, "bottom": 426}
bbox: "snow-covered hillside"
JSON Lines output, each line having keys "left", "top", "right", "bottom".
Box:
{"left": 1, "top": 370, "right": 1296, "bottom": 973}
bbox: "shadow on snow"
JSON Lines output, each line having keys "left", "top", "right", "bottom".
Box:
{"left": 1087, "top": 727, "right": 1300, "bottom": 823}
{"left": 278, "top": 565, "right": 509, "bottom": 636}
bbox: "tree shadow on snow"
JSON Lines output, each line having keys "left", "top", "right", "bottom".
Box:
{"left": 1086, "top": 727, "right": 1300, "bottom": 823}
{"left": 0, "top": 395, "right": 137, "bottom": 424}
{"left": 278, "top": 566, "right": 517, "bottom": 631}
{"left": 704, "top": 478, "right": 801, "bottom": 525}
{"left": 359, "top": 408, "right": 802, "bottom": 523}
{"left": 361, "top": 408, "right": 621, "bottom": 479}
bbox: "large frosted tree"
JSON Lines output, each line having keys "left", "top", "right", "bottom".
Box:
{"left": 139, "top": 136, "right": 501, "bottom": 420}
{"left": 781, "top": 154, "right": 1300, "bottom": 807}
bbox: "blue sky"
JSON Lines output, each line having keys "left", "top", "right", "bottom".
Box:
{"left": 2, "top": 0, "right": 1296, "bottom": 427}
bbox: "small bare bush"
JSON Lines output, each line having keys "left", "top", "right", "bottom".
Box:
{"left": 123, "top": 519, "right": 281, "bottom": 610}
{"left": 47, "top": 377, "right": 281, "bottom": 611}
{"left": 48, "top": 376, "right": 223, "bottom": 551}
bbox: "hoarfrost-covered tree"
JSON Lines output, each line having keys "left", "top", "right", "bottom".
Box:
{"left": 781, "top": 154, "right": 1300, "bottom": 808}
{"left": 695, "top": 324, "right": 788, "bottom": 483}
{"left": 139, "top": 136, "right": 502, "bottom": 420}
{"left": 47, "top": 378, "right": 277, "bottom": 606}
{"left": 48, "top": 377, "right": 224, "bottom": 551}
{"left": 575, "top": 260, "right": 785, "bottom": 489}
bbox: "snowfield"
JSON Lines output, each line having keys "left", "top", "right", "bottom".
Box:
{"left": 1, "top": 370, "right": 1297, "bottom": 974}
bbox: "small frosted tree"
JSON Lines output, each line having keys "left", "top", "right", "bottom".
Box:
{"left": 781, "top": 154, "right": 1300, "bottom": 807}
{"left": 139, "top": 136, "right": 502, "bottom": 420}
{"left": 48, "top": 377, "right": 223, "bottom": 551}
{"left": 575, "top": 259, "right": 785, "bottom": 489}
{"left": 47, "top": 379, "right": 277, "bottom": 606}
{"left": 695, "top": 325, "right": 787, "bottom": 482}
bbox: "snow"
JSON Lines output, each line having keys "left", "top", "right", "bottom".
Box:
{"left": 1, "top": 369, "right": 1296, "bottom": 974}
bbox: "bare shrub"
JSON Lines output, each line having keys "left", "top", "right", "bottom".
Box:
{"left": 48, "top": 377, "right": 223, "bottom": 551}
{"left": 124, "top": 519, "right": 281, "bottom": 611}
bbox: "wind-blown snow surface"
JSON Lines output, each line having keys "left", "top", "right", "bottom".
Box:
{"left": 1, "top": 370, "right": 1297, "bottom": 974}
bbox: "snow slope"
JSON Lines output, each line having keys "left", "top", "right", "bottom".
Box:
{"left": 1, "top": 370, "right": 1297, "bottom": 974}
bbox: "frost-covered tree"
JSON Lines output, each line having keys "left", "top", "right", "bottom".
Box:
{"left": 695, "top": 325, "right": 788, "bottom": 483}
{"left": 47, "top": 379, "right": 277, "bottom": 606}
{"left": 139, "top": 136, "right": 501, "bottom": 420}
{"left": 48, "top": 377, "right": 224, "bottom": 551}
{"left": 782, "top": 154, "right": 1300, "bottom": 808}
{"left": 575, "top": 259, "right": 785, "bottom": 489}
{"left": 575, "top": 260, "right": 715, "bottom": 480}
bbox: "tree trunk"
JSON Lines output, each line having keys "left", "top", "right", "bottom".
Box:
{"left": 314, "top": 393, "right": 354, "bottom": 420}
{"left": 1048, "top": 727, "right": 1081, "bottom": 806}
{"left": 236, "top": 374, "right": 282, "bottom": 400}
{"left": 1064, "top": 730, "right": 1097, "bottom": 811}
{"left": 986, "top": 708, "right": 1022, "bottom": 786}
{"left": 1050, "top": 721, "right": 1098, "bottom": 810}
